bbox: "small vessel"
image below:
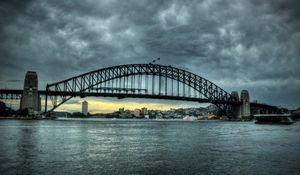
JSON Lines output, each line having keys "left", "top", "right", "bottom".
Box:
{"left": 254, "top": 114, "right": 294, "bottom": 125}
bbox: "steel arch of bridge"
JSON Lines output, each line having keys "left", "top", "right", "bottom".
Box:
{"left": 45, "top": 64, "right": 237, "bottom": 114}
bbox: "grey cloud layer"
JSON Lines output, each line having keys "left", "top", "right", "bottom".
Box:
{"left": 0, "top": 0, "right": 299, "bottom": 108}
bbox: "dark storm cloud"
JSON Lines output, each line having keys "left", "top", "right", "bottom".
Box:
{"left": 0, "top": 0, "right": 299, "bottom": 108}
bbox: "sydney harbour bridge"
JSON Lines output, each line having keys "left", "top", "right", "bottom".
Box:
{"left": 0, "top": 63, "right": 281, "bottom": 118}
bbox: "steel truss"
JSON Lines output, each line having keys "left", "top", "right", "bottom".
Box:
{"left": 0, "top": 89, "right": 22, "bottom": 100}
{"left": 45, "top": 64, "right": 238, "bottom": 114}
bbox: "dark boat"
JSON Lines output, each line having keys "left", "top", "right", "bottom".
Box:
{"left": 254, "top": 114, "right": 294, "bottom": 125}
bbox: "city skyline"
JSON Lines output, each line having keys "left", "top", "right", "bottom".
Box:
{"left": 1, "top": 0, "right": 300, "bottom": 110}
{"left": 1, "top": 97, "right": 204, "bottom": 114}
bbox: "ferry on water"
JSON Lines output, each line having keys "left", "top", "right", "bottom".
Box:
{"left": 254, "top": 114, "right": 294, "bottom": 125}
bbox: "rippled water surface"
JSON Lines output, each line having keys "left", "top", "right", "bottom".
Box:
{"left": 0, "top": 119, "right": 300, "bottom": 175}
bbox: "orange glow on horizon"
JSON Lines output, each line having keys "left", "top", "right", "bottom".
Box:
{"left": 54, "top": 98, "right": 202, "bottom": 114}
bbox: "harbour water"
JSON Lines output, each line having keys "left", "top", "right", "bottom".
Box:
{"left": 0, "top": 119, "right": 300, "bottom": 175}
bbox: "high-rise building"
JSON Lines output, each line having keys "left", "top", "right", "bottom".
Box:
{"left": 82, "top": 101, "right": 88, "bottom": 116}
{"left": 141, "top": 107, "right": 148, "bottom": 115}
{"left": 20, "top": 71, "right": 41, "bottom": 115}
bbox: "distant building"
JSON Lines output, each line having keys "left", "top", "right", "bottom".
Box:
{"left": 82, "top": 101, "right": 88, "bottom": 116}
{"left": 207, "top": 114, "right": 217, "bottom": 120}
{"left": 141, "top": 107, "right": 148, "bottom": 115}
{"left": 119, "top": 108, "right": 124, "bottom": 112}
{"left": 133, "top": 109, "right": 141, "bottom": 117}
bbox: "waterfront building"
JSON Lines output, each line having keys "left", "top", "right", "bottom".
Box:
{"left": 133, "top": 109, "right": 141, "bottom": 117}
{"left": 141, "top": 107, "right": 148, "bottom": 115}
{"left": 207, "top": 114, "right": 217, "bottom": 120}
{"left": 82, "top": 101, "right": 88, "bottom": 116}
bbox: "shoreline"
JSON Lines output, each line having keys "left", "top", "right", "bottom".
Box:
{"left": 0, "top": 116, "right": 254, "bottom": 122}
{"left": 0, "top": 116, "right": 51, "bottom": 120}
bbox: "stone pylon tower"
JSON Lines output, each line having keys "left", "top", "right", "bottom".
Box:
{"left": 20, "top": 71, "right": 41, "bottom": 115}
{"left": 231, "top": 91, "right": 241, "bottom": 118}
{"left": 240, "top": 90, "right": 250, "bottom": 117}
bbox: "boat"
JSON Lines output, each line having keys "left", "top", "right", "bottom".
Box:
{"left": 254, "top": 114, "right": 294, "bottom": 125}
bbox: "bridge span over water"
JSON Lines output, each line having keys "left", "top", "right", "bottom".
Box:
{"left": 0, "top": 63, "right": 281, "bottom": 117}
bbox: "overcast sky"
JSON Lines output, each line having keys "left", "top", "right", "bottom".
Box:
{"left": 0, "top": 0, "right": 300, "bottom": 110}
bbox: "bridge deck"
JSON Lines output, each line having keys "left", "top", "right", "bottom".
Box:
{"left": 0, "top": 89, "right": 239, "bottom": 104}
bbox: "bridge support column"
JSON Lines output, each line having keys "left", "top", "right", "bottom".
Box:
{"left": 240, "top": 90, "right": 250, "bottom": 117}
{"left": 44, "top": 84, "right": 49, "bottom": 113}
{"left": 20, "top": 71, "right": 41, "bottom": 115}
{"left": 231, "top": 91, "right": 241, "bottom": 118}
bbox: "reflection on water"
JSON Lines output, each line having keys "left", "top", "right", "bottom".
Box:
{"left": 17, "top": 125, "right": 36, "bottom": 175}
{"left": 0, "top": 120, "right": 300, "bottom": 175}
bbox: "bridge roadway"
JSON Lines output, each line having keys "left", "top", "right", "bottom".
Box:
{"left": 0, "top": 88, "right": 279, "bottom": 110}
{"left": 0, "top": 88, "right": 239, "bottom": 105}
{"left": 0, "top": 88, "right": 281, "bottom": 114}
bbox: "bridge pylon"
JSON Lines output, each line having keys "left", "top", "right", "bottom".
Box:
{"left": 20, "top": 71, "right": 41, "bottom": 115}
{"left": 240, "top": 90, "right": 250, "bottom": 117}
{"left": 231, "top": 91, "right": 241, "bottom": 118}
{"left": 229, "top": 90, "right": 251, "bottom": 118}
